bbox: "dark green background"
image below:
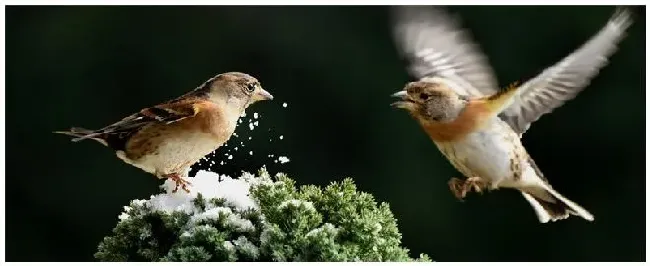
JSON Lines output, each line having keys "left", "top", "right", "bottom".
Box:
{"left": 6, "top": 5, "right": 646, "bottom": 262}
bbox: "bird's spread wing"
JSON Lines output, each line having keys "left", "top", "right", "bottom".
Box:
{"left": 499, "top": 8, "right": 633, "bottom": 134}
{"left": 391, "top": 6, "right": 499, "bottom": 97}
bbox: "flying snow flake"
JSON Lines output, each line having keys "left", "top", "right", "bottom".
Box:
{"left": 228, "top": 155, "right": 233, "bottom": 160}
{"left": 278, "top": 156, "right": 290, "bottom": 164}
{"left": 279, "top": 135, "right": 284, "bottom": 140}
{"left": 282, "top": 102, "right": 288, "bottom": 108}
{"left": 253, "top": 113, "right": 259, "bottom": 119}
{"left": 249, "top": 151, "right": 253, "bottom": 156}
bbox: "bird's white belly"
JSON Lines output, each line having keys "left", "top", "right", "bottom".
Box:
{"left": 120, "top": 131, "right": 226, "bottom": 177}
{"left": 436, "top": 122, "right": 521, "bottom": 186}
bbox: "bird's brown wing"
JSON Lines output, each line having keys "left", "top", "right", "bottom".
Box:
{"left": 498, "top": 8, "right": 633, "bottom": 135}
{"left": 58, "top": 97, "right": 211, "bottom": 150}
{"left": 391, "top": 6, "right": 499, "bottom": 97}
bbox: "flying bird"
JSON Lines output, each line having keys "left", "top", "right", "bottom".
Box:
{"left": 55, "top": 72, "right": 273, "bottom": 193}
{"left": 390, "top": 7, "right": 633, "bottom": 223}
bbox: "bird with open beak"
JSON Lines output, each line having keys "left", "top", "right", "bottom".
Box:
{"left": 55, "top": 72, "right": 273, "bottom": 193}
{"left": 390, "top": 6, "right": 633, "bottom": 223}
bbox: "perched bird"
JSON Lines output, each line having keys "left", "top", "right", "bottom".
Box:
{"left": 55, "top": 72, "right": 273, "bottom": 193}
{"left": 390, "top": 7, "right": 633, "bottom": 223}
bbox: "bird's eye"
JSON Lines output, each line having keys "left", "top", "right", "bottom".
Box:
{"left": 245, "top": 83, "right": 256, "bottom": 92}
{"left": 419, "top": 93, "right": 429, "bottom": 100}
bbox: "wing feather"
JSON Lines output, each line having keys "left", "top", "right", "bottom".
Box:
{"left": 391, "top": 6, "right": 499, "bottom": 97}
{"left": 500, "top": 7, "right": 633, "bottom": 134}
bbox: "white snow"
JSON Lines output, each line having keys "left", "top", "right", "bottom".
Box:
{"left": 226, "top": 214, "right": 255, "bottom": 232}
{"left": 278, "top": 199, "right": 315, "bottom": 212}
{"left": 306, "top": 223, "right": 338, "bottom": 238}
{"left": 126, "top": 170, "right": 265, "bottom": 217}
{"left": 253, "top": 113, "right": 259, "bottom": 119}
{"left": 278, "top": 156, "right": 290, "bottom": 164}
{"left": 223, "top": 241, "right": 235, "bottom": 251}
{"left": 190, "top": 207, "right": 232, "bottom": 224}
{"left": 282, "top": 102, "right": 288, "bottom": 108}
{"left": 233, "top": 236, "right": 259, "bottom": 258}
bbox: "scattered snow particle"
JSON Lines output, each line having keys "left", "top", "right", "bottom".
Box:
{"left": 228, "top": 155, "right": 233, "bottom": 160}
{"left": 282, "top": 102, "right": 288, "bottom": 108}
{"left": 253, "top": 121, "right": 259, "bottom": 127}
{"left": 248, "top": 137, "right": 252, "bottom": 140}
{"left": 278, "top": 156, "right": 290, "bottom": 164}
{"left": 253, "top": 113, "right": 259, "bottom": 119}
{"left": 249, "top": 151, "right": 253, "bottom": 155}
{"left": 279, "top": 135, "right": 284, "bottom": 140}
{"left": 220, "top": 161, "right": 224, "bottom": 165}
{"left": 234, "top": 147, "right": 238, "bottom": 151}
{"left": 249, "top": 123, "right": 255, "bottom": 130}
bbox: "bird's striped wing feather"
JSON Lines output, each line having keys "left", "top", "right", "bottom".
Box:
{"left": 391, "top": 6, "right": 500, "bottom": 97}
{"left": 500, "top": 8, "right": 633, "bottom": 134}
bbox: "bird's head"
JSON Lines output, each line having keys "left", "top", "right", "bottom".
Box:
{"left": 197, "top": 72, "right": 274, "bottom": 111}
{"left": 391, "top": 79, "right": 469, "bottom": 123}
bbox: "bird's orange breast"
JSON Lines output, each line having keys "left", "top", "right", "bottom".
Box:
{"left": 418, "top": 100, "right": 492, "bottom": 143}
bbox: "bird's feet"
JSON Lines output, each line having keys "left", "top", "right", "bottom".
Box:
{"left": 165, "top": 173, "right": 192, "bottom": 193}
{"left": 448, "top": 176, "right": 489, "bottom": 200}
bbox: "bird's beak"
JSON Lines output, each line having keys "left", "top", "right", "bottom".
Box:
{"left": 390, "top": 90, "right": 411, "bottom": 109}
{"left": 391, "top": 90, "right": 408, "bottom": 99}
{"left": 252, "top": 88, "right": 274, "bottom": 102}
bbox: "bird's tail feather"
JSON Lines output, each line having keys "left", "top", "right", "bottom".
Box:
{"left": 520, "top": 186, "right": 594, "bottom": 223}
{"left": 53, "top": 127, "right": 108, "bottom": 146}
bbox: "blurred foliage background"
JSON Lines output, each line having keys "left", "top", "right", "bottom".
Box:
{"left": 5, "top": 5, "right": 646, "bottom": 262}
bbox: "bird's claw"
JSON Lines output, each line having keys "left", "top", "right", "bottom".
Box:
{"left": 166, "top": 174, "right": 192, "bottom": 193}
{"left": 448, "top": 176, "right": 487, "bottom": 201}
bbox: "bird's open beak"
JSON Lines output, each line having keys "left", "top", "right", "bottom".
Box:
{"left": 390, "top": 90, "right": 411, "bottom": 109}
{"left": 252, "top": 88, "right": 274, "bottom": 102}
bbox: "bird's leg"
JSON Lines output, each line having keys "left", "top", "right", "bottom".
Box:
{"left": 448, "top": 176, "right": 489, "bottom": 200}
{"left": 448, "top": 177, "right": 467, "bottom": 200}
{"left": 464, "top": 176, "right": 488, "bottom": 194}
{"left": 164, "top": 173, "right": 192, "bottom": 193}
